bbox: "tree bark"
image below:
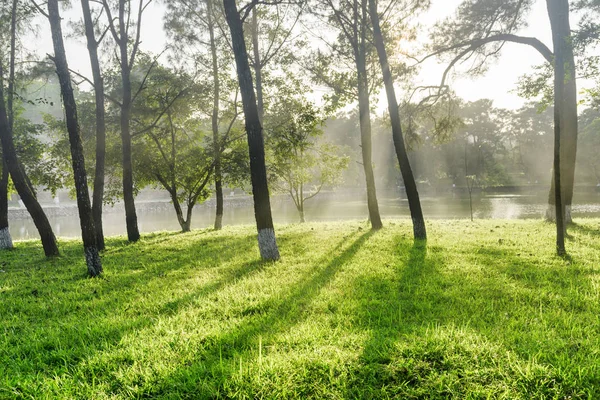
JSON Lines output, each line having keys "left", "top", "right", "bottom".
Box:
{"left": 223, "top": 0, "right": 280, "bottom": 260}
{"left": 81, "top": 0, "right": 106, "bottom": 250}
{"left": 545, "top": 0, "right": 578, "bottom": 225}
{"left": 0, "top": 64, "right": 59, "bottom": 257}
{"left": 547, "top": 0, "right": 569, "bottom": 255}
{"left": 118, "top": 0, "right": 140, "bottom": 242}
{"left": 0, "top": 0, "right": 18, "bottom": 250}
{"left": 207, "top": 0, "right": 224, "bottom": 230}
{"left": 368, "top": 0, "right": 426, "bottom": 240}
{"left": 48, "top": 0, "right": 102, "bottom": 276}
{"left": 251, "top": 8, "right": 265, "bottom": 124}
{"left": 353, "top": 0, "right": 382, "bottom": 230}
{"left": 0, "top": 161, "right": 12, "bottom": 250}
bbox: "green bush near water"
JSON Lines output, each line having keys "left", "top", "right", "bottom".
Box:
{"left": 1, "top": 219, "right": 599, "bottom": 399}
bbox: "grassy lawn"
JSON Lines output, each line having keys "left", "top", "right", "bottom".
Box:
{"left": 1, "top": 219, "right": 599, "bottom": 399}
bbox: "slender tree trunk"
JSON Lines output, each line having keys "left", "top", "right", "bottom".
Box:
{"left": 223, "top": 0, "right": 280, "bottom": 260}
{"left": 185, "top": 202, "right": 194, "bottom": 232}
{"left": 353, "top": 4, "right": 382, "bottom": 230}
{"left": 547, "top": 0, "right": 569, "bottom": 255}
{"left": 170, "top": 192, "right": 187, "bottom": 232}
{"left": 118, "top": 1, "right": 140, "bottom": 243}
{"left": 0, "top": 0, "right": 19, "bottom": 250}
{"left": 0, "top": 64, "right": 59, "bottom": 257}
{"left": 81, "top": 0, "right": 106, "bottom": 250}
{"left": 207, "top": 0, "right": 224, "bottom": 230}
{"left": 368, "top": 0, "right": 426, "bottom": 240}
{"left": 0, "top": 162, "right": 12, "bottom": 249}
{"left": 545, "top": 0, "right": 578, "bottom": 224}
{"left": 251, "top": 8, "right": 265, "bottom": 124}
{"left": 48, "top": 0, "right": 102, "bottom": 276}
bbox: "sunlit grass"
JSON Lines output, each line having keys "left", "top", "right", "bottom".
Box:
{"left": 1, "top": 219, "right": 599, "bottom": 398}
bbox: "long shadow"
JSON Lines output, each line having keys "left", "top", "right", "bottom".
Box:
{"left": 141, "top": 229, "right": 376, "bottom": 398}
{"left": 0, "top": 230, "right": 267, "bottom": 396}
{"left": 342, "top": 234, "right": 600, "bottom": 398}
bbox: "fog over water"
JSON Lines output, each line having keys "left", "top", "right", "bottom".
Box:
{"left": 8, "top": 190, "right": 600, "bottom": 240}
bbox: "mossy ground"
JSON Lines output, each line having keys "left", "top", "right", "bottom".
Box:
{"left": 1, "top": 219, "right": 599, "bottom": 399}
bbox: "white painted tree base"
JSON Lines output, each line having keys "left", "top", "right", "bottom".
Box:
{"left": 0, "top": 227, "right": 13, "bottom": 249}
{"left": 257, "top": 228, "right": 280, "bottom": 261}
{"left": 544, "top": 205, "right": 572, "bottom": 223}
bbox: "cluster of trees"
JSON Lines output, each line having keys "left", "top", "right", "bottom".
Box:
{"left": 1, "top": 0, "right": 599, "bottom": 273}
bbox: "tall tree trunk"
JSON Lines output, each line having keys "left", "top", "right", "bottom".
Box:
{"left": 48, "top": 0, "right": 102, "bottom": 276}
{"left": 368, "top": 0, "right": 426, "bottom": 240}
{"left": 0, "top": 64, "right": 59, "bottom": 257}
{"left": 354, "top": 1, "right": 382, "bottom": 230}
{"left": 545, "top": 0, "right": 578, "bottom": 224}
{"left": 223, "top": 0, "right": 280, "bottom": 260}
{"left": 0, "top": 0, "right": 18, "bottom": 250}
{"left": 118, "top": 0, "right": 140, "bottom": 242}
{"left": 251, "top": 8, "right": 265, "bottom": 124}
{"left": 81, "top": 0, "right": 106, "bottom": 250}
{"left": 207, "top": 0, "right": 224, "bottom": 230}
{"left": 547, "top": 0, "right": 569, "bottom": 255}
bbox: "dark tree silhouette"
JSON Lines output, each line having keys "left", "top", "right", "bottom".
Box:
{"left": 223, "top": 0, "right": 280, "bottom": 260}
{"left": 81, "top": 0, "right": 107, "bottom": 250}
{"left": 48, "top": 0, "right": 102, "bottom": 276}
{"left": 368, "top": 0, "right": 426, "bottom": 240}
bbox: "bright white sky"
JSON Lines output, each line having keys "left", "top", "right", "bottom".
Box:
{"left": 29, "top": 0, "right": 562, "bottom": 110}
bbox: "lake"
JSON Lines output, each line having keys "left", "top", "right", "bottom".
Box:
{"left": 7, "top": 189, "right": 600, "bottom": 240}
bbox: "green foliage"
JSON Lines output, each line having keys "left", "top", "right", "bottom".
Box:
{"left": 1, "top": 220, "right": 600, "bottom": 398}
{"left": 266, "top": 98, "right": 349, "bottom": 217}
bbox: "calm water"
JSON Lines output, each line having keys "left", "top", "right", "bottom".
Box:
{"left": 8, "top": 191, "right": 600, "bottom": 240}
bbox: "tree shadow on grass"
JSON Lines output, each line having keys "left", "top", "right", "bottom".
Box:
{"left": 0, "top": 230, "right": 272, "bottom": 397}
{"left": 343, "top": 236, "right": 600, "bottom": 398}
{"left": 141, "top": 229, "right": 375, "bottom": 398}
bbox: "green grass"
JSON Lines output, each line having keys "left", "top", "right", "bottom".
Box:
{"left": 1, "top": 219, "right": 600, "bottom": 399}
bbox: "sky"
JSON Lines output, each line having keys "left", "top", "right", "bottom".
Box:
{"left": 29, "top": 0, "right": 560, "bottom": 111}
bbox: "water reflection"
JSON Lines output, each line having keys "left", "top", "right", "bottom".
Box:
{"left": 8, "top": 192, "right": 600, "bottom": 240}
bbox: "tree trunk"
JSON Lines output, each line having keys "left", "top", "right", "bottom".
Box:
{"left": 223, "top": 0, "right": 280, "bottom": 261}
{"left": 0, "top": 0, "right": 19, "bottom": 250}
{"left": 81, "top": 0, "right": 106, "bottom": 250}
{"left": 545, "top": 0, "right": 578, "bottom": 224}
{"left": 354, "top": 5, "right": 382, "bottom": 231}
{"left": 251, "top": 8, "right": 265, "bottom": 124}
{"left": 547, "top": 0, "right": 569, "bottom": 255}
{"left": 368, "top": 0, "right": 426, "bottom": 240}
{"left": 0, "top": 64, "right": 59, "bottom": 257}
{"left": 0, "top": 161, "right": 12, "bottom": 250}
{"left": 48, "top": 0, "right": 102, "bottom": 276}
{"left": 207, "top": 0, "right": 224, "bottom": 230}
{"left": 118, "top": 0, "right": 140, "bottom": 243}
{"left": 184, "top": 201, "right": 194, "bottom": 232}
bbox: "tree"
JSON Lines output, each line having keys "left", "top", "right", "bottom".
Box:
{"left": 223, "top": 0, "right": 280, "bottom": 260}
{"left": 81, "top": 0, "right": 108, "bottom": 250}
{"left": 267, "top": 99, "right": 349, "bottom": 222}
{"left": 428, "top": 0, "right": 578, "bottom": 223}
{"left": 368, "top": 0, "right": 426, "bottom": 240}
{"left": 134, "top": 65, "right": 214, "bottom": 232}
{"left": 165, "top": 0, "right": 244, "bottom": 230}
{"left": 47, "top": 0, "right": 102, "bottom": 275}
{"left": 100, "top": 0, "right": 154, "bottom": 242}
{"left": 548, "top": 0, "right": 571, "bottom": 255}
{"left": 313, "top": 0, "right": 383, "bottom": 230}
{"left": 0, "top": 63, "right": 59, "bottom": 257}
{"left": 0, "top": 0, "right": 18, "bottom": 250}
